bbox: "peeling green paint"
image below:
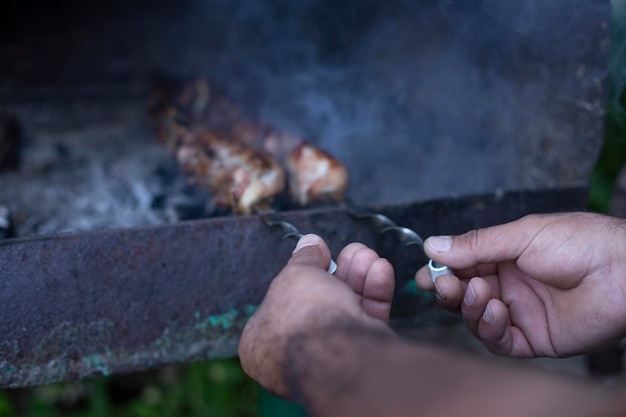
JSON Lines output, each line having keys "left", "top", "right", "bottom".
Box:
{"left": 0, "top": 296, "right": 456, "bottom": 388}
{"left": 1, "top": 303, "right": 264, "bottom": 387}
{"left": 193, "top": 304, "right": 258, "bottom": 332}
{"left": 209, "top": 309, "right": 239, "bottom": 330}
{"left": 244, "top": 304, "right": 258, "bottom": 316}
{"left": 196, "top": 308, "right": 238, "bottom": 331}
{"left": 1, "top": 365, "right": 17, "bottom": 376}
{"left": 82, "top": 354, "right": 111, "bottom": 377}
{"left": 403, "top": 280, "right": 432, "bottom": 300}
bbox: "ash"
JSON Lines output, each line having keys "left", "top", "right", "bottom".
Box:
{"left": 0, "top": 100, "right": 210, "bottom": 237}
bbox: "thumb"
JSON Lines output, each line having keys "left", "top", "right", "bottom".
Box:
{"left": 287, "top": 234, "right": 332, "bottom": 270}
{"left": 423, "top": 216, "right": 544, "bottom": 269}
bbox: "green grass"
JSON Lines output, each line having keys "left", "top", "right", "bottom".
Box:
{"left": 0, "top": 360, "right": 258, "bottom": 417}
{"left": 589, "top": 101, "right": 626, "bottom": 213}
{"left": 588, "top": 7, "right": 626, "bottom": 213}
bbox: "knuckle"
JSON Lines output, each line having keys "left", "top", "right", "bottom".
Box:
{"left": 279, "top": 263, "right": 325, "bottom": 283}
{"left": 280, "top": 263, "right": 308, "bottom": 278}
{"left": 289, "top": 248, "right": 327, "bottom": 267}
{"left": 484, "top": 333, "right": 510, "bottom": 357}
{"left": 485, "top": 343, "right": 506, "bottom": 357}
{"left": 461, "top": 228, "right": 483, "bottom": 253}
{"left": 519, "top": 213, "right": 540, "bottom": 226}
{"left": 520, "top": 213, "right": 553, "bottom": 231}
{"left": 354, "top": 246, "right": 375, "bottom": 257}
{"left": 345, "top": 242, "right": 368, "bottom": 253}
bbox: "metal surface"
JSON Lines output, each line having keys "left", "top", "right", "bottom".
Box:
{"left": 260, "top": 211, "right": 337, "bottom": 274}
{"left": 0, "top": 187, "right": 587, "bottom": 388}
{"left": 260, "top": 212, "right": 305, "bottom": 241}
{"left": 346, "top": 203, "right": 454, "bottom": 281}
{"left": 0, "top": 0, "right": 610, "bottom": 390}
{"left": 345, "top": 203, "right": 425, "bottom": 248}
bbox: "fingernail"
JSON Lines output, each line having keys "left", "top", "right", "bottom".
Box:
{"left": 328, "top": 259, "right": 338, "bottom": 275}
{"left": 427, "top": 236, "right": 452, "bottom": 253}
{"left": 433, "top": 276, "right": 447, "bottom": 302}
{"left": 464, "top": 282, "right": 476, "bottom": 306}
{"left": 293, "top": 234, "right": 321, "bottom": 254}
{"left": 483, "top": 305, "right": 493, "bottom": 323}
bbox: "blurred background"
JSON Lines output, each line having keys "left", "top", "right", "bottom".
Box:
{"left": 1, "top": 0, "right": 625, "bottom": 416}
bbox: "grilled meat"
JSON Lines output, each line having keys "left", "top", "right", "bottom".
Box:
{"left": 176, "top": 132, "right": 285, "bottom": 214}
{"left": 286, "top": 142, "right": 348, "bottom": 205}
{"left": 151, "top": 79, "right": 348, "bottom": 211}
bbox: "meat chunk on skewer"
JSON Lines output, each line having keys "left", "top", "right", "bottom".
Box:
{"left": 151, "top": 79, "right": 349, "bottom": 211}
{"left": 176, "top": 133, "right": 285, "bottom": 215}
{"left": 286, "top": 142, "right": 348, "bottom": 206}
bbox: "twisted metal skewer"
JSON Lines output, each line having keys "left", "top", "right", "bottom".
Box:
{"left": 342, "top": 202, "right": 451, "bottom": 281}
{"left": 257, "top": 209, "right": 337, "bottom": 274}
{"left": 256, "top": 203, "right": 448, "bottom": 280}
{"left": 342, "top": 202, "right": 425, "bottom": 249}
{"left": 259, "top": 211, "right": 303, "bottom": 242}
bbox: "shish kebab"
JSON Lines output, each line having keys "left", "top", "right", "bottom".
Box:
{"left": 150, "top": 79, "right": 348, "bottom": 215}
{"left": 149, "top": 79, "right": 449, "bottom": 280}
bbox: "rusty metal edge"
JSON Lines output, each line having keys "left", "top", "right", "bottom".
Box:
{"left": 0, "top": 186, "right": 588, "bottom": 388}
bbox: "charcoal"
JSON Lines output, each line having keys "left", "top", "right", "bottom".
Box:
{"left": 0, "top": 204, "right": 14, "bottom": 239}
{"left": 0, "top": 111, "right": 21, "bottom": 172}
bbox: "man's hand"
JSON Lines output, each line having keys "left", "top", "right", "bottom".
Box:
{"left": 416, "top": 212, "right": 626, "bottom": 358}
{"left": 239, "top": 226, "right": 626, "bottom": 417}
{"left": 238, "top": 234, "right": 395, "bottom": 398}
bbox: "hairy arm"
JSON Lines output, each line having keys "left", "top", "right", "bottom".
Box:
{"left": 286, "top": 318, "right": 625, "bottom": 417}
{"left": 239, "top": 233, "right": 626, "bottom": 417}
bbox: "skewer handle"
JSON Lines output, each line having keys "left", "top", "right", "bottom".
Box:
{"left": 428, "top": 259, "right": 453, "bottom": 282}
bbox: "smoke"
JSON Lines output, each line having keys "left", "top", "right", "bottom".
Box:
{"left": 192, "top": 0, "right": 607, "bottom": 203}
{"left": 32, "top": 0, "right": 611, "bottom": 204}
{"left": 0, "top": 0, "right": 611, "bottom": 236}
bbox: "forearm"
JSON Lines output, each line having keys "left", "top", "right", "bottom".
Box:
{"left": 285, "top": 320, "right": 626, "bottom": 417}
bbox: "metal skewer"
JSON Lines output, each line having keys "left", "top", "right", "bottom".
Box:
{"left": 343, "top": 203, "right": 425, "bottom": 247}
{"left": 343, "top": 202, "right": 452, "bottom": 281}
{"left": 258, "top": 210, "right": 338, "bottom": 275}
{"left": 259, "top": 212, "right": 304, "bottom": 241}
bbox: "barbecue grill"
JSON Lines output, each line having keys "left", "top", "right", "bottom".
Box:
{"left": 0, "top": 0, "right": 611, "bottom": 388}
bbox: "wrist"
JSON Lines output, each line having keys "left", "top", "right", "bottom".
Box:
{"left": 605, "top": 216, "right": 626, "bottom": 338}
{"left": 283, "top": 319, "right": 626, "bottom": 417}
{"left": 284, "top": 316, "right": 397, "bottom": 414}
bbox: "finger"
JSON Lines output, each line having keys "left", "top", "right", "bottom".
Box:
{"left": 432, "top": 274, "right": 465, "bottom": 311}
{"left": 415, "top": 265, "right": 435, "bottom": 291}
{"left": 288, "top": 234, "right": 332, "bottom": 270}
{"left": 417, "top": 260, "right": 499, "bottom": 285}
{"left": 423, "top": 214, "right": 549, "bottom": 269}
{"left": 416, "top": 266, "right": 468, "bottom": 310}
{"left": 452, "top": 263, "right": 498, "bottom": 281}
{"left": 345, "top": 247, "right": 380, "bottom": 295}
{"left": 461, "top": 277, "right": 493, "bottom": 337}
{"left": 477, "top": 299, "right": 535, "bottom": 358}
{"left": 477, "top": 299, "right": 512, "bottom": 355}
{"left": 362, "top": 258, "right": 395, "bottom": 323}
{"left": 335, "top": 242, "right": 368, "bottom": 281}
